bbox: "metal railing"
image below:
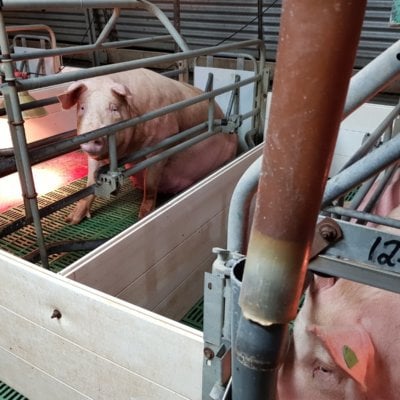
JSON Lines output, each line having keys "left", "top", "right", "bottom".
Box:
{"left": 0, "top": 1, "right": 267, "bottom": 269}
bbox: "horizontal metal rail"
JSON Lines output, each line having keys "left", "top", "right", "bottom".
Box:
{"left": 8, "top": 39, "right": 264, "bottom": 91}
{"left": 64, "top": 73, "right": 259, "bottom": 146}
{"left": 123, "top": 129, "right": 222, "bottom": 179}
{"left": 0, "top": 119, "right": 224, "bottom": 237}
{"left": 0, "top": 186, "right": 94, "bottom": 238}
{"left": 1, "top": 72, "right": 259, "bottom": 175}
{"left": 324, "top": 206, "right": 400, "bottom": 229}
{"left": 1, "top": 0, "right": 189, "bottom": 53}
{"left": 1, "top": 0, "right": 142, "bottom": 8}
{"left": 310, "top": 255, "right": 400, "bottom": 294}
{"left": 3, "top": 34, "right": 175, "bottom": 63}
{"left": 0, "top": 66, "right": 186, "bottom": 118}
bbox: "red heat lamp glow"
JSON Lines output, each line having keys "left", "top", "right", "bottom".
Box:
{"left": 0, "top": 168, "right": 65, "bottom": 212}
{"left": 0, "top": 152, "right": 88, "bottom": 213}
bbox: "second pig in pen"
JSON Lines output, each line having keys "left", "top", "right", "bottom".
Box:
{"left": 277, "top": 174, "right": 400, "bottom": 400}
{"left": 58, "top": 67, "right": 238, "bottom": 223}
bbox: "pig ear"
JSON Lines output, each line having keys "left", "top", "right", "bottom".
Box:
{"left": 310, "top": 274, "right": 337, "bottom": 292}
{"left": 58, "top": 82, "right": 87, "bottom": 109}
{"left": 111, "top": 83, "right": 132, "bottom": 100}
{"left": 310, "top": 324, "right": 375, "bottom": 391}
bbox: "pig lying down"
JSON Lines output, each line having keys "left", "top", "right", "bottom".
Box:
{"left": 58, "top": 68, "right": 238, "bottom": 224}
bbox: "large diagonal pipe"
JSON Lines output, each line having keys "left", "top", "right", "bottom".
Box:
{"left": 233, "top": 1, "right": 367, "bottom": 398}
{"left": 228, "top": 38, "right": 400, "bottom": 255}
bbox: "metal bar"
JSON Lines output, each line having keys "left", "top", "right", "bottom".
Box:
{"left": 107, "top": 134, "right": 119, "bottom": 173}
{"left": 207, "top": 73, "right": 215, "bottom": 134}
{"left": 139, "top": 0, "right": 188, "bottom": 52}
{"left": 0, "top": 96, "right": 59, "bottom": 117}
{"left": 241, "top": 0, "right": 366, "bottom": 327}
{"left": 0, "top": 61, "right": 185, "bottom": 116}
{"left": 0, "top": 187, "right": 94, "bottom": 238}
{"left": 227, "top": 157, "right": 261, "bottom": 254}
{"left": 310, "top": 255, "right": 400, "bottom": 295}
{"left": 0, "top": 129, "right": 76, "bottom": 158}
{"left": 2, "top": 0, "right": 190, "bottom": 65}
{"left": 48, "top": 74, "right": 259, "bottom": 150}
{"left": 84, "top": 8, "right": 100, "bottom": 67}
{"left": 257, "top": 0, "right": 263, "bottom": 41}
{"left": 361, "top": 164, "right": 397, "bottom": 214}
{"left": 123, "top": 129, "right": 221, "bottom": 179}
{"left": 226, "top": 38, "right": 400, "bottom": 252}
{"left": 324, "top": 206, "right": 400, "bottom": 229}
{"left": 173, "top": 0, "right": 181, "bottom": 54}
{"left": 322, "top": 134, "right": 400, "bottom": 208}
{"left": 346, "top": 175, "right": 377, "bottom": 213}
{"left": 340, "top": 102, "right": 400, "bottom": 170}
{"left": 0, "top": 121, "right": 217, "bottom": 238}
{"left": 4, "top": 35, "right": 174, "bottom": 63}
{"left": 0, "top": 0, "right": 142, "bottom": 9}
{"left": 235, "top": 1, "right": 367, "bottom": 399}
{"left": 5, "top": 24, "right": 60, "bottom": 72}
{"left": 15, "top": 39, "right": 263, "bottom": 91}
{"left": 107, "top": 123, "right": 210, "bottom": 166}
{"left": 0, "top": 13, "right": 49, "bottom": 267}
{"left": 1, "top": 73, "right": 257, "bottom": 175}
{"left": 344, "top": 39, "right": 400, "bottom": 117}
{"left": 94, "top": 8, "right": 120, "bottom": 46}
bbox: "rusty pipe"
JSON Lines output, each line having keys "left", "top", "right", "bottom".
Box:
{"left": 239, "top": 0, "right": 367, "bottom": 327}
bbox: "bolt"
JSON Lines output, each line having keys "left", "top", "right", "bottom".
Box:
{"left": 203, "top": 347, "right": 215, "bottom": 360}
{"left": 319, "top": 224, "right": 338, "bottom": 241}
{"left": 51, "top": 309, "right": 62, "bottom": 319}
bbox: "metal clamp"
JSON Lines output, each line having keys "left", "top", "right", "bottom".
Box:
{"left": 95, "top": 169, "right": 124, "bottom": 198}
{"left": 202, "top": 248, "right": 244, "bottom": 400}
{"left": 221, "top": 115, "right": 243, "bottom": 133}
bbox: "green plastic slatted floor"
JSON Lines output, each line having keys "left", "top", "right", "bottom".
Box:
{"left": 0, "top": 382, "right": 28, "bottom": 400}
{"left": 0, "top": 178, "right": 144, "bottom": 270}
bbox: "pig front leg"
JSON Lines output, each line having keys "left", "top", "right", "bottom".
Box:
{"left": 66, "top": 157, "right": 102, "bottom": 224}
{"left": 139, "top": 159, "right": 168, "bottom": 219}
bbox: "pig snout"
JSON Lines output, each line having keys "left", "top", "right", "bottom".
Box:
{"left": 80, "top": 137, "right": 107, "bottom": 158}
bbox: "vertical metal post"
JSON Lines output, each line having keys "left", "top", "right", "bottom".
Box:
{"left": 84, "top": 9, "right": 100, "bottom": 67}
{"left": 206, "top": 73, "right": 215, "bottom": 134}
{"left": 257, "top": 0, "right": 263, "bottom": 42}
{"left": 0, "top": 11, "right": 49, "bottom": 268}
{"left": 234, "top": 1, "right": 367, "bottom": 399}
{"left": 173, "top": 0, "right": 181, "bottom": 40}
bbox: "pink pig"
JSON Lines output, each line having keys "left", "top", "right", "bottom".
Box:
{"left": 278, "top": 201, "right": 400, "bottom": 399}
{"left": 277, "top": 274, "right": 400, "bottom": 399}
{"left": 58, "top": 68, "right": 237, "bottom": 223}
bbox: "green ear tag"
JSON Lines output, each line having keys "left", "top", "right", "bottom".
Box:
{"left": 343, "top": 345, "right": 358, "bottom": 369}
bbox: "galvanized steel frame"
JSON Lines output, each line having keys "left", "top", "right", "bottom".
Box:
{"left": 0, "top": 0, "right": 267, "bottom": 269}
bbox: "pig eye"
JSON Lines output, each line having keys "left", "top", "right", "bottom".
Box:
{"left": 312, "top": 365, "right": 332, "bottom": 377}
{"left": 110, "top": 103, "right": 119, "bottom": 113}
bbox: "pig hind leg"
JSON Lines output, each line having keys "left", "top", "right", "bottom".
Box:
{"left": 139, "top": 159, "right": 168, "bottom": 219}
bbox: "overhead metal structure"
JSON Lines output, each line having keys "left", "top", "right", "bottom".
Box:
{"left": 0, "top": 1, "right": 400, "bottom": 399}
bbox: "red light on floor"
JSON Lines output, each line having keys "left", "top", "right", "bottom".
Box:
{"left": 0, "top": 151, "right": 88, "bottom": 213}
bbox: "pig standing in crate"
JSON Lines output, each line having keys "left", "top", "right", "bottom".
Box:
{"left": 58, "top": 68, "right": 238, "bottom": 224}
{"left": 278, "top": 205, "right": 400, "bottom": 399}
